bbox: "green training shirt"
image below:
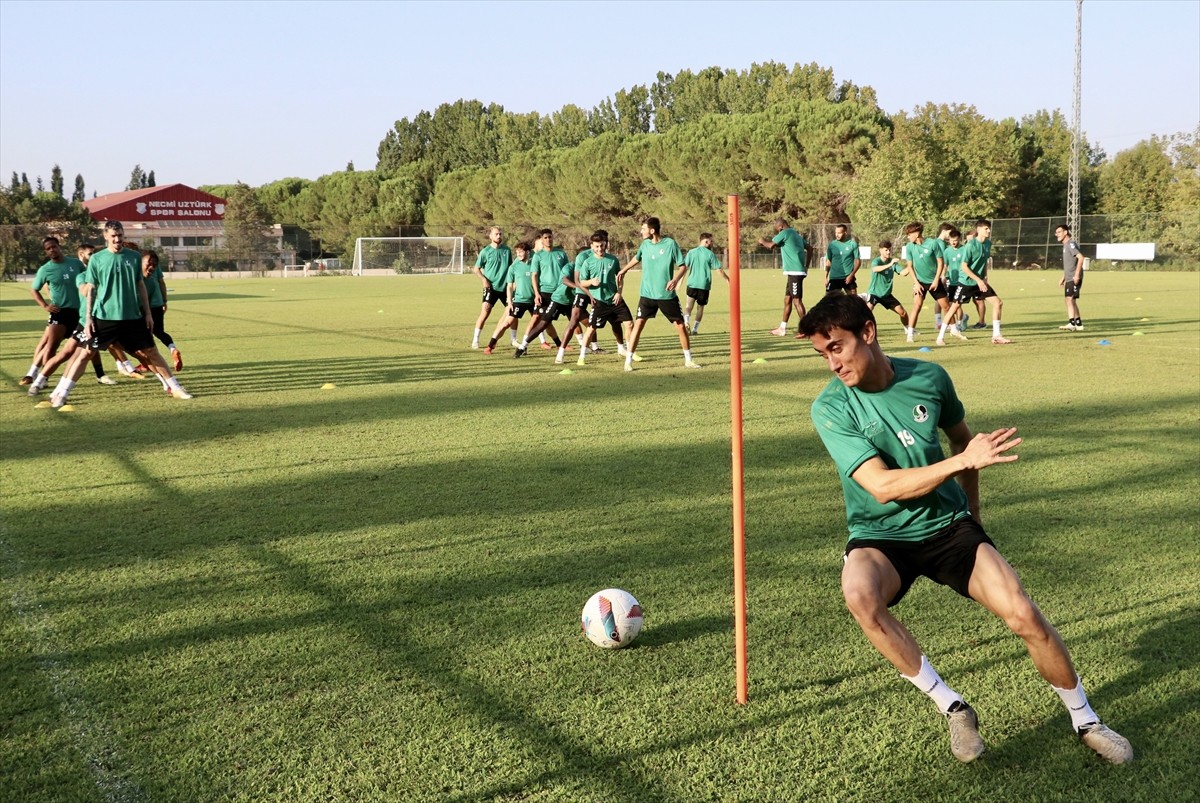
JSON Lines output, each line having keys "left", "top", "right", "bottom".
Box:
{"left": 866, "top": 258, "right": 903, "bottom": 298}
{"left": 811, "top": 357, "right": 969, "bottom": 543}
{"left": 33, "top": 257, "right": 85, "bottom": 310}
{"left": 144, "top": 264, "right": 165, "bottom": 307}
{"left": 684, "top": 246, "right": 722, "bottom": 290}
{"left": 773, "top": 228, "right": 808, "bottom": 274}
{"left": 571, "top": 249, "right": 590, "bottom": 297}
{"left": 475, "top": 244, "right": 513, "bottom": 287}
{"left": 579, "top": 252, "right": 621, "bottom": 305}
{"left": 634, "top": 237, "right": 684, "bottom": 300}
{"left": 942, "top": 244, "right": 966, "bottom": 285}
{"left": 905, "top": 238, "right": 942, "bottom": 284}
{"left": 531, "top": 247, "right": 569, "bottom": 294}
{"left": 82, "top": 248, "right": 145, "bottom": 321}
{"left": 551, "top": 257, "right": 576, "bottom": 305}
{"left": 507, "top": 258, "right": 536, "bottom": 303}
{"left": 961, "top": 238, "right": 991, "bottom": 284}
{"left": 826, "top": 239, "right": 859, "bottom": 280}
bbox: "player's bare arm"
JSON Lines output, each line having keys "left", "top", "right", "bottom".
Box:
{"left": 850, "top": 425, "right": 1020, "bottom": 506}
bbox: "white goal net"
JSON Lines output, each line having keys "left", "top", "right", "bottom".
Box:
{"left": 351, "top": 236, "right": 465, "bottom": 276}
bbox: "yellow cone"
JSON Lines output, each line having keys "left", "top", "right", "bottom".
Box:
{"left": 58, "top": 404, "right": 75, "bottom": 412}
{"left": 320, "top": 383, "right": 336, "bottom": 390}
{"left": 34, "top": 401, "right": 52, "bottom": 409}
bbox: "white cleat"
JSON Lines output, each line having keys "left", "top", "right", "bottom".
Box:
{"left": 684, "top": 360, "right": 702, "bottom": 369}
{"left": 171, "top": 388, "right": 194, "bottom": 400}
{"left": 97, "top": 375, "right": 118, "bottom": 385}
{"left": 50, "top": 393, "right": 67, "bottom": 409}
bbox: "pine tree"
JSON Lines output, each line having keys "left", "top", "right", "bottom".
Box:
{"left": 128, "top": 164, "right": 145, "bottom": 191}
{"left": 147, "top": 170, "right": 156, "bottom": 187}
{"left": 51, "top": 164, "right": 64, "bottom": 198}
{"left": 73, "top": 174, "right": 86, "bottom": 203}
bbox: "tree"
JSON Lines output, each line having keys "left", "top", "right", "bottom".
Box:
{"left": 128, "top": 164, "right": 145, "bottom": 190}
{"left": 35, "top": 176, "right": 44, "bottom": 193}
{"left": 147, "top": 170, "right": 156, "bottom": 187}
{"left": 51, "top": 164, "right": 64, "bottom": 198}
{"left": 220, "top": 182, "right": 275, "bottom": 268}
{"left": 72, "top": 174, "right": 86, "bottom": 203}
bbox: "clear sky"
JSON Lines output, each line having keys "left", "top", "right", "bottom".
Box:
{"left": 1, "top": 0, "right": 1197, "bottom": 197}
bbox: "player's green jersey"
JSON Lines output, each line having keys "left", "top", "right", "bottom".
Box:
{"left": 905, "top": 238, "right": 942, "bottom": 284}
{"left": 144, "top": 265, "right": 165, "bottom": 307}
{"left": 942, "top": 244, "right": 966, "bottom": 285}
{"left": 811, "top": 358, "right": 969, "bottom": 543}
{"left": 826, "top": 239, "right": 859, "bottom": 279}
{"left": 531, "top": 247, "right": 569, "bottom": 294}
{"left": 507, "top": 258, "right": 536, "bottom": 303}
{"left": 634, "top": 237, "right": 684, "bottom": 300}
{"left": 571, "top": 249, "right": 590, "bottom": 297}
{"left": 866, "top": 258, "right": 903, "bottom": 298}
{"left": 773, "top": 228, "right": 808, "bottom": 274}
{"left": 474, "top": 244, "right": 513, "bottom": 287}
{"left": 684, "top": 246, "right": 722, "bottom": 290}
{"left": 82, "top": 248, "right": 145, "bottom": 321}
{"left": 551, "top": 256, "right": 576, "bottom": 305}
{"left": 33, "top": 257, "right": 85, "bottom": 309}
{"left": 579, "top": 252, "right": 621, "bottom": 304}
{"left": 961, "top": 238, "right": 991, "bottom": 285}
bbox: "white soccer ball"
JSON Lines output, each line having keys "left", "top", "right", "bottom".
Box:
{"left": 581, "top": 588, "right": 643, "bottom": 649}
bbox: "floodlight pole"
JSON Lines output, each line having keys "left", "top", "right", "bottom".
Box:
{"left": 728, "top": 194, "right": 748, "bottom": 705}
{"left": 1068, "top": 0, "right": 1083, "bottom": 234}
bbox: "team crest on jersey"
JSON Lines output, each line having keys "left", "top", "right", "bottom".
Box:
{"left": 913, "top": 405, "right": 929, "bottom": 423}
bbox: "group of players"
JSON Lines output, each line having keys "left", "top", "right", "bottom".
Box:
{"left": 469, "top": 215, "right": 1089, "bottom": 366}
{"left": 469, "top": 219, "right": 724, "bottom": 371}
{"left": 18, "top": 220, "right": 191, "bottom": 408}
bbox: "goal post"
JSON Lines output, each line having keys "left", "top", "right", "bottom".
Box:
{"left": 351, "top": 236, "right": 465, "bottom": 276}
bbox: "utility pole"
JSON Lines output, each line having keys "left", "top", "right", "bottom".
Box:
{"left": 1068, "top": 0, "right": 1083, "bottom": 234}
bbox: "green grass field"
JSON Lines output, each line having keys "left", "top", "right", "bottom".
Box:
{"left": 2, "top": 270, "right": 1198, "bottom": 802}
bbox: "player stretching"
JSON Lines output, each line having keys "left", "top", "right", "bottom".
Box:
{"left": 960, "top": 219, "right": 1011, "bottom": 344}
{"left": 575, "top": 233, "right": 635, "bottom": 367}
{"left": 471, "top": 226, "right": 514, "bottom": 349}
{"left": 682, "top": 232, "right": 728, "bottom": 335}
{"left": 617, "top": 217, "right": 700, "bottom": 371}
{"left": 481, "top": 242, "right": 535, "bottom": 354}
{"left": 758, "top": 219, "right": 812, "bottom": 337}
{"left": 903, "top": 221, "right": 948, "bottom": 342}
{"left": 864, "top": 240, "right": 911, "bottom": 334}
{"left": 799, "top": 294, "right": 1132, "bottom": 765}
{"left": 46, "top": 221, "right": 192, "bottom": 407}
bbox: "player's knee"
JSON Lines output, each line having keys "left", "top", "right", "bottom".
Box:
{"left": 841, "top": 580, "right": 887, "bottom": 623}
{"left": 1001, "top": 596, "right": 1047, "bottom": 641}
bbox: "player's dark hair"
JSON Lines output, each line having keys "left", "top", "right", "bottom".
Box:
{"left": 700, "top": 232, "right": 713, "bottom": 241}
{"left": 42, "top": 236, "right": 59, "bottom": 246}
{"left": 514, "top": 241, "right": 532, "bottom": 253}
{"left": 643, "top": 217, "right": 661, "bottom": 235}
{"left": 799, "top": 293, "right": 876, "bottom": 339}
{"left": 1056, "top": 223, "right": 1071, "bottom": 235}
{"left": 904, "top": 222, "right": 923, "bottom": 235}
{"left": 878, "top": 240, "right": 892, "bottom": 250}
{"left": 948, "top": 228, "right": 962, "bottom": 239}
{"left": 835, "top": 223, "right": 848, "bottom": 232}
{"left": 538, "top": 228, "right": 552, "bottom": 238}
{"left": 142, "top": 249, "right": 159, "bottom": 266}
{"left": 589, "top": 232, "right": 605, "bottom": 244}
{"left": 103, "top": 220, "right": 123, "bottom": 232}
{"left": 975, "top": 218, "right": 991, "bottom": 228}
{"left": 938, "top": 222, "right": 954, "bottom": 234}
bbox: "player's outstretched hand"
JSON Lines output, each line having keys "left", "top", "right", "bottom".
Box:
{"left": 962, "top": 427, "right": 1021, "bottom": 470}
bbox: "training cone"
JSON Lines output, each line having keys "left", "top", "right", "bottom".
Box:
{"left": 58, "top": 404, "right": 76, "bottom": 412}
{"left": 752, "top": 358, "right": 768, "bottom": 364}
{"left": 320, "top": 383, "right": 337, "bottom": 390}
{"left": 34, "top": 401, "right": 52, "bottom": 409}
{"left": 1132, "top": 331, "right": 1145, "bottom": 336}
{"left": 918, "top": 347, "right": 932, "bottom": 352}
{"left": 1097, "top": 339, "right": 1112, "bottom": 346}
{"left": 558, "top": 368, "right": 574, "bottom": 375}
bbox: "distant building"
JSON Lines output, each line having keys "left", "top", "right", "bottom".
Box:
{"left": 83, "top": 183, "right": 290, "bottom": 270}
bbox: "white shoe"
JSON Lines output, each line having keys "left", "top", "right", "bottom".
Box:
{"left": 50, "top": 393, "right": 66, "bottom": 409}
{"left": 684, "top": 360, "right": 702, "bottom": 369}
{"left": 471, "top": 341, "right": 480, "bottom": 350}
{"left": 624, "top": 362, "right": 633, "bottom": 372}
{"left": 97, "top": 375, "right": 118, "bottom": 385}
{"left": 935, "top": 338, "right": 946, "bottom": 346}
{"left": 769, "top": 326, "right": 786, "bottom": 336}
{"left": 952, "top": 330, "right": 969, "bottom": 341}
{"left": 27, "top": 382, "right": 45, "bottom": 397}
{"left": 906, "top": 333, "right": 915, "bottom": 343}
{"left": 617, "top": 345, "right": 628, "bottom": 356}
{"left": 171, "top": 388, "right": 194, "bottom": 400}
{"left": 554, "top": 355, "right": 564, "bottom": 364}
{"left": 631, "top": 352, "right": 644, "bottom": 362}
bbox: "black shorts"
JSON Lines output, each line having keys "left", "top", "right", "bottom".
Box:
{"left": 588, "top": 299, "right": 633, "bottom": 329}
{"left": 951, "top": 285, "right": 979, "bottom": 305}
{"left": 533, "top": 297, "right": 557, "bottom": 316}
{"left": 47, "top": 307, "right": 80, "bottom": 329}
{"left": 975, "top": 282, "right": 997, "bottom": 299}
{"left": 507, "top": 301, "right": 534, "bottom": 319}
{"left": 846, "top": 517, "right": 995, "bottom": 607}
{"left": 571, "top": 294, "right": 590, "bottom": 312}
{"left": 545, "top": 300, "right": 573, "bottom": 321}
{"left": 784, "top": 274, "right": 805, "bottom": 299}
{"left": 825, "top": 277, "right": 857, "bottom": 295}
{"left": 1064, "top": 280, "right": 1082, "bottom": 299}
{"left": 482, "top": 286, "right": 506, "bottom": 306}
{"left": 82, "top": 318, "right": 154, "bottom": 352}
{"left": 916, "top": 280, "right": 949, "bottom": 301}
{"left": 685, "top": 286, "right": 710, "bottom": 306}
{"left": 637, "top": 296, "right": 685, "bottom": 323}
{"left": 868, "top": 293, "right": 901, "bottom": 310}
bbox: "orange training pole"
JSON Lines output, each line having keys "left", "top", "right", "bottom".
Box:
{"left": 728, "top": 195, "right": 748, "bottom": 705}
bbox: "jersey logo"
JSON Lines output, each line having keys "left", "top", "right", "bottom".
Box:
{"left": 913, "top": 405, "right": 929, "bottom": 423}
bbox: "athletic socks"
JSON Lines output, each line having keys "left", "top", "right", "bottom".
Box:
{"left": 27, "top": 363, "right": 40, "bottom": 378}
{"left": 683, "top": 349, "right": 693, "bottom": 363}
{"left": 779, "top": 321, "right": 788, "bottom": 332}
{"left": 993, "top": 320, "right": 1002, "bottom": 338}
{"left": 556, "top": 346, "right": 566, "bottom": 362}
{"left": 902, "top": 655, "right": 964, "bottom": 713}
{"left": 1052, "top": 677, "right": 1100, "bottom": 731}
{"left": 518, "top": 338, "right": 529, "bottom": 350}
{"left": 120, "top": 360, "right": 135, "bottom": 374}
{"left": 52, "top": 377, "right": 76, "bottom": 398}
{"left": 166, "top": 376, "right": 183, "bottom": 392}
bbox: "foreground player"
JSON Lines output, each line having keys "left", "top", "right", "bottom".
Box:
{"left": 798, "top": 294, "right": 1131, "bottom": 765}
{"left": 47, "top": 221, "right": 192, "bottom": 407}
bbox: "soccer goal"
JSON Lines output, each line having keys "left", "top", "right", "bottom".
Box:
{"left": 351, "top": 236, "right": 465, "bottom": 276}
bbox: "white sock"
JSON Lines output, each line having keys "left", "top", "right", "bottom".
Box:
{"left": 617, "top": 344, "right": 627, "bottom": 356}
{"left": 683, "top": 349, "right": 692, "bottom": 362}
{"left": 906, "top": 327, "right": 914, "bottom": 335}
{"left": 167, "top": 376, "right": 182, "bottom": 391}
{"left": 27, "top": 363, "right": 40, "bottom": 377}
{"left": 692, "top": 323, "right": 700, "bottom": 333}
{"left": 556, "top": 346, "right": 566, "bottom": 360}
{"left": 901, "top": 656, "right": 964, "bottom": 713}
{"left": 54, "top": 377, "right": 76, "bottom": 396}
{"left": 576, "top": 334, "right": 585, "bottom": 346}
{"left": 938, "top": 322, "right": 949, "bottom": 339}
{"left": 539, "top": 333, "right": 547, "bottom": 344}
{"left": 121, "top": 360, "right": 135, "bottom": 373}
{"left": 993, "top": 320, "right": 1002, "bottom": 337}
{"left": 472, "top": 328, "right": 481, "bottom": 342}
{"left": 1052, "top": 677, "right": 1099, "bottom": 730}
{"left": 779, "top": 321, "right": 787, "bottom": 331}
{"left": 34, "top": 372, "right": 48, "bottom": 386}
{"left": 683, "top": 314, "right": 690, "bottom": 325}
{"left": 519, "top": 339, "right": 529, "bottom": 350}
{"left": 590, "top": 342, "right": 598, "bottom": 352}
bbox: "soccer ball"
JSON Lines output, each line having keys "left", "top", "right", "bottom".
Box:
{"left": 581, "top": 588, "right": 643, "bottom": 649}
